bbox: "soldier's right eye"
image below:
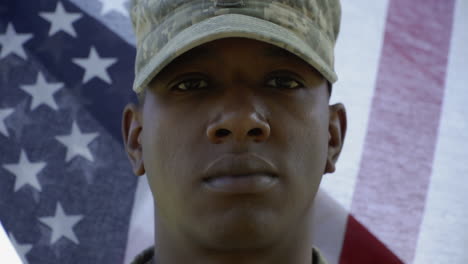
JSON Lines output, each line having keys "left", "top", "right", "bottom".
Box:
{"left": 171, "top": 78, "right": 209, "bottom": 92}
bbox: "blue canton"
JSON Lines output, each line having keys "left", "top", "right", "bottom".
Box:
{"left": 0, "top": 0, "right": 138, "bottom": 263}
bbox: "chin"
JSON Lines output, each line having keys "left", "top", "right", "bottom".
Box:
{"left": 198, "top": 207, "right": 281, "bottom": 250}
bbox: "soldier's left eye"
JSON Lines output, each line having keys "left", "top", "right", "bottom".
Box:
{"left": 171, "top": 78, "right": 208, "bottom": 92}
{"left": 266, "top": 76, "right": 303, "bottom": 89}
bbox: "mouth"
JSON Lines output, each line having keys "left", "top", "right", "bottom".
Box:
{"left": 201, "top": 153, "right": 279, "bottom": 194}
{"left": 203, "top": 173, "right": 278, "bottom": 193}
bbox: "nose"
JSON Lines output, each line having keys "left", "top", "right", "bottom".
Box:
{"left": 206, "top": 110, "right": 271, "bottom": 144}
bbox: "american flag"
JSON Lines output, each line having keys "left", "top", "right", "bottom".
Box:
{"left": 0, "top": 0, "right": 466, "bottom": 263}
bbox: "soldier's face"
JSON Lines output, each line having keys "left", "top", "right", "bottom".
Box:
{"left": 122, "top": 37, "right": 346, "bottom": 249}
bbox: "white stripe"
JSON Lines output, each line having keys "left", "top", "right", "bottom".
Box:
{"left": 0, "top": 222, "right": 22, "bottom": 264}
{"left": 312, "top": 190, "right": 349, "bottom": 264}
{"left": 316, "top": 1, "right": 388, "bottom": 262}
{"left": 68, "top": 0, "right": 136, "bottom": 45}
{"left": 313, "top": 0, "right": 389, "bottom": 263}
{"left": 413, "top": 1, "right": 468, "bottom": 263}
{"left": 322, "top": 0, "right": 389, "bottom": 210}
{"left": 123, "top": 175, "right": 155, "bottom": 264}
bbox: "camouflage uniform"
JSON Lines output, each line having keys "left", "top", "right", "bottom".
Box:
{"left": 131, "top": 246, "right": 329, "bottom": 264}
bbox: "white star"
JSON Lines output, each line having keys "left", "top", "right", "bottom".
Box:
{"left": 55, "top": 121, "right": 99, "bottom": 162}
{"left": 8, "top": 233, "right": 33, "bottom": 264}
{"left": 72, "top": 46, "right": 117, "bottom": 84}
{"left": 0, "top": 23, "right": 33, "bottom": 60}
{"left": 38, "top": 203, "right": 83, "bottom": 244}
{"left": 0, "top": 108, "right": 14, "bottom": 137}
{"left": 98, "top": 0, "right": 129, "bottom": 16}
{"left": 20, "top": 72, "right": 63, "bottom": 111}
{"left": 3, "top": 150, "right": 46, "bottom": 192}
{"left": 39, "top": 2, "right": 83, "bottom": 37}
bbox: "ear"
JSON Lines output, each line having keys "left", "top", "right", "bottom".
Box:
{"left": 122, "top": 103, "right": 145, "bottom": 176}
{"left": 325, "top": 103, "right": 347, "bottom": 174}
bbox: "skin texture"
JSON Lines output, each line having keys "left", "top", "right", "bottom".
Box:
{"left": 122, "top": 37, "right": 347, "bottom": 264}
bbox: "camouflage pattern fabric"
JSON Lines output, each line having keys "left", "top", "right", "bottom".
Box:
{"left": 130, "top": 246, "right": 329, "bottom": 264}
{"left": 130, "top": 0, "right": 341, "bottom": 95}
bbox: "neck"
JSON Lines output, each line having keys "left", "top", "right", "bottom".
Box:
{"left": 153, "top": 208, "right": 315, "bottom": 264}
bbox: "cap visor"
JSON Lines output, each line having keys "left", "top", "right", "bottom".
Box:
{"left": 133, "top": 13, "right": 337, "bottom": 93}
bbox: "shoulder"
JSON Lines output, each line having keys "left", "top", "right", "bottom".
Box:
{"left": 131, "top": 246, "right": 327, "bottom": 264}
{"left": 313, "top": 247, "right": 328, "bottom": 264}
{"left": 130, "top": 247, "right": 154, "bottom": 264}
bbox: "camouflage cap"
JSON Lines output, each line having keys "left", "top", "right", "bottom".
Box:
{"left": 130, "top": 0, "right": 341, "bottom": 94}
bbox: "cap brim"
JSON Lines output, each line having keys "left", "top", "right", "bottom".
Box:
{"left": 133, "top": 13, "right": 337, "bottom": 94}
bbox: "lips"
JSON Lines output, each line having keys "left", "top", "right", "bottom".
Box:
{"left": 201, "top": 153, "right": 279, "bottom": 193}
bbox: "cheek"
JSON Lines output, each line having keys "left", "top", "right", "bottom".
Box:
{"left": 141, "top": 103, "right": 203, "bottom": 193}
{"left": 140, "top": 118, "right": 163, "bottom": 196}
{"left": 290, "top": 121, "right": 328, "bottom": 174}
{"left": 303, "top": 106, "right": 329, "bottom": 167}
{"left": 141, "top": 115, "right": 187, "bottom": 219}
{"left": 272, "top": 102, "right": 329, "bottom": 188}
{"left": 288, "top": 121, "right": 328, "bottom": 204}
{"left": 141, "top": 102, "right": 177, "bottom": 191}
{"left": 141, "top": 102, "right": 208, "bottom": 220}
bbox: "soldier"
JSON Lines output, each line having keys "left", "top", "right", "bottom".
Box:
{"left": 122, "top": 0, "right": 346, "bottom": 263}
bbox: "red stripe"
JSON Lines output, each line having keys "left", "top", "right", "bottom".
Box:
{"left": 341, "top": 0, "right": 456, "bottom": 262}
{"left": 339, "top": 215, "right": 403, "bottom": 264}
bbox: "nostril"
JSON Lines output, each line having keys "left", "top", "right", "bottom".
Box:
{"left": 248, "top": 128, "right": 263, "bottom": 137}
{"left": 215, "top": 129, "right": 231, "bottom": 138}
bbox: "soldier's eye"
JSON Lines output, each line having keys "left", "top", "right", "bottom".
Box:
{"left": 266, "top": 76, "right": 303, "bottom": 89}
{"left": 171, "top": 78, "right": 208, "bottom": 92}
